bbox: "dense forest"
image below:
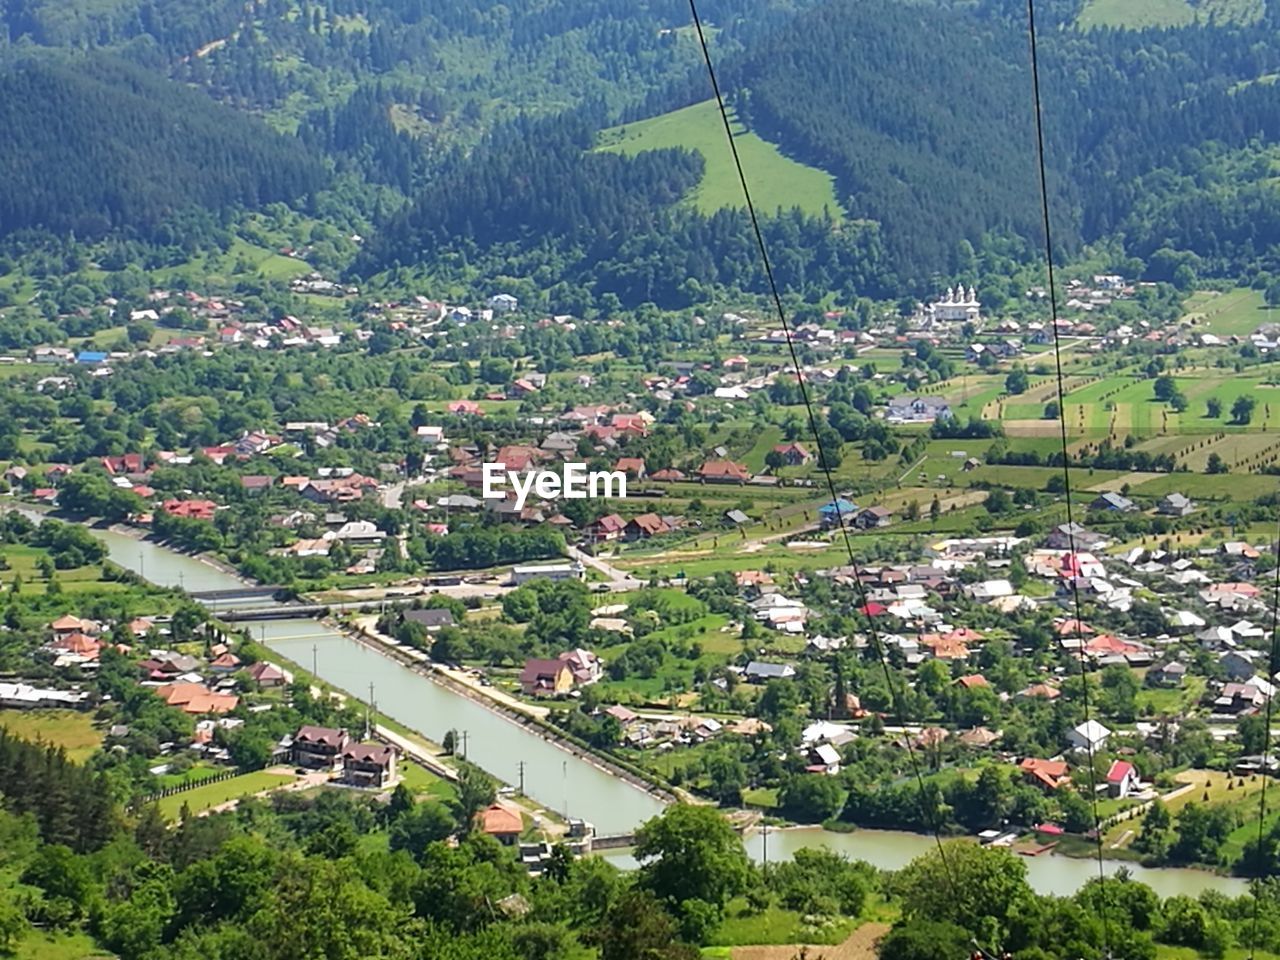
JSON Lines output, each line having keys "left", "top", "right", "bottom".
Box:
{"left": 3, "top": 727, "right": 1280, "bottom": 960}
{"left": 729, "top": 0, "right": 1280, "bottom": 281}
{"left": 0, "top": 55, "right": 323, "bottom": 240}
{"left": 3, "top": 0, "right": 1280, "bottom": 302}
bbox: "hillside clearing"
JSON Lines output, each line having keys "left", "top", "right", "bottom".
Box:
{"left": 597, "top": 99, "right": 843, "bottom": 218}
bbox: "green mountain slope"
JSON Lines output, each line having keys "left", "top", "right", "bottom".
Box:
{"left": 0, "top": 54, "right": 325, "bottom": 239}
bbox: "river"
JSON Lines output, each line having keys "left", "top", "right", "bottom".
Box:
{"left": 58, "top": 520, "right": 1251, "bottom": 896}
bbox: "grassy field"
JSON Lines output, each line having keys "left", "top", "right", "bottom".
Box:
{"left": 157, "top": 769, "right": 298, "bottom": 820}
{"left": 1077, "top": 0, "right": 1194, "bottom": 29}
{"left": 0, "top": 543, "right": 129, "bottom": 596}
{"left": 13, "top": 929, "right": 109, "bottom": 960}
{"left": 0, "top": 709, "right": 102, "bottom": 762}
{"left": 597, "top": 100, "right": 843, "bottom": 217}
{"left": 1184, "top": 286, "right": 1274, "bottom": 336}
{"left": 709, "top": 899, "right": 860, "bottom": 947}
{"left": 398, "top": 759, "right": 458, "bottom": 802}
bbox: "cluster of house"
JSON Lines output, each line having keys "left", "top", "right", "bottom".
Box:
{"left": 596, "top": 702, "right": 767, "bottom": 749}
{"left": 668, "top": 521, "right": 1280, "bottom": 787}
{"left": 285, "top": 725, "right": 399, "bottom": 788}
{"left": 518, "top": 649, "right": 603, "bottom": 697}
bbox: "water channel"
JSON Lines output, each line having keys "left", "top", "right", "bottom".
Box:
{"left": 64, "top": 522, "right": 1250, "bottom": 895}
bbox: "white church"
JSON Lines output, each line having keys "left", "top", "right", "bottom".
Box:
{"left": 923, "top": 286, "right": 982, "bottom": 324}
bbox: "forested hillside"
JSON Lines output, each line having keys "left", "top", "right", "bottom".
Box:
{"left": 3, "top": 0, "right": 1280, "bottom": 299}
{"left": 726, "top": 0, "right": 1280, "bottom": 281}
{"left": 0, "top": 55, "right": 324, "bottom": 239}
{"left": 355, "top": 111, "right": 897, "bottom": 307}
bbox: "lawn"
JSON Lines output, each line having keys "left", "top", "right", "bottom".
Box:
{"left": 597, "top": 99, "right": 843, "bottom": 217}
{"left": 13, "top": 929, "right": 109, "bottom": 960}
{"left": 743, "top": 425, "right": 785, "bottom": 473}
{"left": 1135, "top": 676, "right": 1206, "bottom": 716}
{"left": 157, "top": 769, "right": 298, "bottom": 820}
{"left": 709, "top": 899, "right": 859, "bottom": 947}
{"left": 398, "top": 759, "right": 457, "bottom": 802}
{"left": 0, "top": 709, "right": 102, "bottom": 762}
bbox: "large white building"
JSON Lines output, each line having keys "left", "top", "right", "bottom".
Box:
{"left": 927, "top": 286, "right": 982, "bottom": 323}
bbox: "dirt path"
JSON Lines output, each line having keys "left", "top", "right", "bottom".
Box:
{"left": 732, "top": 921, "right": 891, "bottom": 960}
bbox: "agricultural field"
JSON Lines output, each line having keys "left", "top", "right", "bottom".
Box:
{"left": 1184, "top": 286, "right": 1275, "bottom": 336}
{"left": 597, "top": 99, "right": 843, "bottom": 217}
{"left": 0, "top": 709, "right": 102, "bottom": 762}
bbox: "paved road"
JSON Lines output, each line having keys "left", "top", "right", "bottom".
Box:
{"left": 381, "top": 481, "right": 407, "bottom": 509}
{"left": 566, "top": 544, "right": 641, "bottom": 585}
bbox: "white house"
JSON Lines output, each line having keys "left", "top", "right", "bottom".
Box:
{"left": 1105, "top": 760, "right": 1140, "bottom": 798}
{"left": 488, "top": 294, "right": 519, "bottom": 313}
{"left": 1066, "top": 719, "right": 1111, "bottom": 754}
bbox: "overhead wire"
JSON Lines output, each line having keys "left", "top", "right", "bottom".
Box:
{"left": 683, "top": 0, "right": 962, "bottom": 902}
{"left": 1248, "top": 524, "right": 1280, "bottom": 959}
{"left": 684, "top": 2, "right": 1270, "bottom": 955}
{"left": 1023, "top": 1, "right": 1112, "bottom": 955}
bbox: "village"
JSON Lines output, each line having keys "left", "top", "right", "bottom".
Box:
{"left": 0, "top": 271, "right": 1278, "bottom": 879}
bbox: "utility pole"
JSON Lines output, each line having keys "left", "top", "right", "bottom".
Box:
{"left": 138, "top": 552, "right": 144, "bottom": 581}
{"left": 460, "top": 730, "right": 469, "bottom": 760}
{"left": 312, "top": 643, "right": 318, "bottom": 679}
{"left": 365, "top": 683, "right": 374, "bottom": 740}
{"left": 517, "top": 761, "right": 526, "bottom": 796}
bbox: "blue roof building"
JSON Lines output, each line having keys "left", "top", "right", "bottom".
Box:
{"left": 76, "top": 351, "right": 108, "bottom": 365}
{"left": 818, "top": 499, "right": 858, "bottom": 527}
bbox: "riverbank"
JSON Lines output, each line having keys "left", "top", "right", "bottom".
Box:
{"left": 244, "top": 634, "right": 569, "bottom": 835}
{"left": 101, "top": 521, "right": 255, "bottom": 583}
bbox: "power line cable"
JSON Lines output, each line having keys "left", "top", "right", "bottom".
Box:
{"left": 1024, "top": 1, "right": 1112, "bottom": 955}
{"left": 684, "top": 0, "right": 961, "bottom": 901}
{"left": 1248, "top": 522, "right": 1280, "bottom": 959}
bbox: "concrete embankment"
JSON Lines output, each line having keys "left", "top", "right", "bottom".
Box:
{"left": 337, "top": 621, "right": 680, "bottom": 806}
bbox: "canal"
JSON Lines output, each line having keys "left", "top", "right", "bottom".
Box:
{"left": 606, "top": 828, "right": 1247, "bottom": 899}
{"left": 69, "top": 523, "right": 1251, "bottom": 895}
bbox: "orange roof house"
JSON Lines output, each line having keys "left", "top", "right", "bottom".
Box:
{"left": 613, "top": 457, "right": 646, "bottom": 478}
{"left": 918, "top": 633, "right": 971, "bottom": 661}
{"left": 1020, "top": 757, "right": 1070, "bottom": 792}
{"left": 1055, "top": 618, "right": 1096, "bottom": 637}
{"left": 155, "top": 682, "right": 239, "bottom": 715}
{"left": 50, "top": 632, "right": 104, "bottom": 659}
{"left": 1084, "top": 634, "right": 1143, "bottom": 657}
{"left": 698, "top": 459, "right": 751, "bottom": 483}
{"left": 162, "top": 499, "right": 218, "bottom": 521}
{"left": 771, "top": 442, "right": 811, "bottom": 466}
{"left": 50, "top": 614, "right": 90, "bottom": 636}
{"left": 478, "top": 802, "right": 523, "bottom": 844}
